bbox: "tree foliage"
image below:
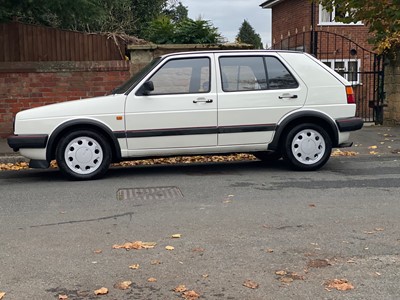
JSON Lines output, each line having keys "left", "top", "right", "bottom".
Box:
{"left": 0, "top": 0, "right": 176, "bottom": 35}
{"left": 316, "top": 0, "right": 400, "bottom": 56}
{"left": 0, "top": 0, "right": 221, "bottom": 44}
{"left": 144, "top": 2, "right": 223, "bottom": 45}
{"left": 236, "top": 20, "right": 263, "bottom": 49}
{"left": 0, "top": 0, "right": 104, "bottom": 31}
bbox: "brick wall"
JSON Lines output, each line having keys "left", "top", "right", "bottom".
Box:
{"left": 271, "top": 0, "right": 311, "bottom": 45}
{"left": 0, "top": 61, "right": 130, "bottom": 137}
{"left": 270, "top": 0, "right": 373, "bottom": 52}
{"left": 384, "top": 57, "right": 400, "bottom": 125}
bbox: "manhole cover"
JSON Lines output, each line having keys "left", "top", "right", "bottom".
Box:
{"left": 117, "top": 186, "right": 183, "bottom": 201}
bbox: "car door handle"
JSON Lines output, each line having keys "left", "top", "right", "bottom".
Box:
{"left": 193, "top": 98, "right": 213, "bottom": 103}
{"left": 279, "top": 94, "right": 298, "bottom": 99}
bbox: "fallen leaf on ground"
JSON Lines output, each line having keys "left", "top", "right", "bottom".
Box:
{"left": 331, "top": 149, "right": 358, "bottom": 157}
{"left": 243, "top": 279, "right": 259, "bottom": 289}
{"left": 265, "top": 248, "right": 274, "bottom": 253}
{"left": 172, "top": 234, "right": 182, "bottom": 238}
{"left": 165, "top": 245, "right": 175, "bottom": 250}
{"left": 369, "top": 151, "right": 379, "bottom": 155}
{"left": 93, "top": 249, "right": 102, "bottom": 254}
{"left": 275, "top": 270, "right": 305, "bottom": 283}
{"left": 151, "top": 260, "right": 162, "bottom": 265}
{"left": 182, "top": 290, "right": 200, "bottom": 299}
{"left": 174, "top": 285, "right": 188, "bottom": 293}
{"left": 58, "top": 295, "right": 68, "bottom": 300}
{"left": 368, "top": 145, "right": 378, "bottom": 149}
{"left": 280, "top": 277, "right": 294, "bottom": 284}
{"left": 0, "top": 292, "right": 5, "bottom": 300}
{"left": 307, "top": 259, "right": 331, "bottom": 268}
{"left": 202, "top": 274, "right": 209, "bottom": 278}
{"left": 192, "top": 247, "right": 205, "bottom": 252}
{"left": 94, "top": 287, "right": 108, "bottom": 295}
{"left": 325, "top": 279, "right": 354, "bottom": 291}
{"left": 309, "top": 203, "right": 316, "bottom": 208}
{"left": 275, "top": 270, "right": 287, "bottom": 276}
{"left": 114, "top": 281, "right": 132, "bottom": 290}
{"left": 147, "top": 277, "right": 157, "bottom": 282}
{"left": 375, "top": 227, "right": 384, "bottom": 231}
{"left": 112, "top": 241, "right": 156, "bottom": 250}
{"left": 129, "top": 264, "right": 140, "bottom": 270}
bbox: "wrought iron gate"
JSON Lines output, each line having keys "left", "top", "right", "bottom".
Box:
{"left": 272, "top": 30, "right": 385, "bottom": 123}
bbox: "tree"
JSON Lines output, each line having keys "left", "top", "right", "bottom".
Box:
{"left": 0, "top": 0, "right": 175, "bottom": 35}
{"left": 316, "top": 0, "right": 400, "bottom": 56}
{"left": 144, "top": 2, "right": 223, "bottom": 44}
{"left": 0, "top": 0, "right": 104, "bottom": 31}
{"left": 236, "top": 20, "right": 263, "bottom": 49}
{"left": 164, "top": 1, "right": 188, "bottom": 23}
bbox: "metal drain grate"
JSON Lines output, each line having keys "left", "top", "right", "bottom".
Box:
{"left": 117, "top": 186, "right": 183, "bottom": 201}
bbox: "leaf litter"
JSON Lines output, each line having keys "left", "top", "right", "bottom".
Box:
{"left": 112, "top": 241, "right": 156, "bottom": 250}
{"left": 325, "top": 279, "right": 354, "bottom": 291}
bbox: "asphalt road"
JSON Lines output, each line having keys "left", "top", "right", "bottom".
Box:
{"left": 1, "top": 156, "right": 400, "bottom": 300}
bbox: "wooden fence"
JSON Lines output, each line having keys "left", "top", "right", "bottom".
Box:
{"left": 0, "top": 22, "right": 125, "bottom": 62}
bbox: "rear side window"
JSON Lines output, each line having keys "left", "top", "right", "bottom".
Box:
{"left": 220, "top": 57, "right": 267, "bottom": 91}
{"left": 219, "top": 56, "right": 298, "bottom": 92}
{"left": 264, "top": 57, "right": 298, "bottom": 89}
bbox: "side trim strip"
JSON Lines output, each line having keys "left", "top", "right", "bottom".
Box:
{"left": 119, "top": 124, "right": 276, "bottom": 139}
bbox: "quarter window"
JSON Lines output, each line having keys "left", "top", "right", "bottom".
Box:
{"left": 148, "top": 58, "right": 210, "bottom": 95}
{"left": 264, "top": 57, "right": 299, "bottom": 89}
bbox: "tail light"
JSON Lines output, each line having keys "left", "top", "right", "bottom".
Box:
{"left": 346, "top": 86, "right": 355, "bottom": 104}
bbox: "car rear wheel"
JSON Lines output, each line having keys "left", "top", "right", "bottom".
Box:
{"left": 56, "top": 130, "right": 111, "bottom": 180}
{"left": 283, "top": 123, "right": 332, "bottom": 171}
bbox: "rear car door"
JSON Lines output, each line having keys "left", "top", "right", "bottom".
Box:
{"left": 215, "top": 53, "right": 308, "bottom": 146}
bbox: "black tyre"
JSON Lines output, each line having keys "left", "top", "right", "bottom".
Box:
{"left": 56, "top": 130, "right": 111, "bottom": 180}
{"left": 282, "top": 123, "right": 332, "bottom": 171}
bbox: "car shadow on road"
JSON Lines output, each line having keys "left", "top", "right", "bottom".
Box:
{"left": 1, "top": 159, "right": 289, "bottom": 182}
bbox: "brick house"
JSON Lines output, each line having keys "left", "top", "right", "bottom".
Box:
{"left": 260, "top": 0, "right": 385, "bottom": 124}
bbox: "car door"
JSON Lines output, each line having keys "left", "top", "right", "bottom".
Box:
{"left": 124, "top": 54, "right": 217, "bottom": 152}
{"left": 216, "top": 53, "right": 308, "bottom": 146}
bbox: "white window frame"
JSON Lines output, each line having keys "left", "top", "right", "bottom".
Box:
{"left": 321, "top": 59, "right": 361, "bottom": 85}
{"left": 318, "top": 4, "right": 363, "bottom": 26}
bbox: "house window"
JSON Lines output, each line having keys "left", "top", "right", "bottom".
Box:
{"left": 318, "top": 4, "right": 362, "bottom": 25}
{"left": 322, "top": 59, "right": 360, "bottom": 84}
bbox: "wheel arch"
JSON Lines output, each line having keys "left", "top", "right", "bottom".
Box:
{"left": 46, "top": 119, "right": 123, "bottom": 163}
{"left": 268, "top": 111, "right": 339, "bottom": 151}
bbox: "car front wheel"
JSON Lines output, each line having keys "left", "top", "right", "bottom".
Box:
{"left": 283, "top": 123, "right": 332, "bottom": 171}
{"left": 56, "top": 130, "right": 111, "bottom": 180}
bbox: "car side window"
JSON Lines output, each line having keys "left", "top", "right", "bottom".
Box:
{"left": 219, "top": 57, "right": 267, "bottom": 92}
{"left": 147, "top": 57, "right": 210, "bottom": 95}
{"left": 264, "top": 57, "right": 298, "bottom": 89}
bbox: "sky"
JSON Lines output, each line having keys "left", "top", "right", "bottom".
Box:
{"left": 181, "top": 0, "right": 272, "bottom": 48}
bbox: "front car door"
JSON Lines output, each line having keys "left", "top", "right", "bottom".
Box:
{"left": 215, "top": 53, "right": 308, "bottom": 146}
{"left": 124, "top": 54, "right": 217, "bottom": 155}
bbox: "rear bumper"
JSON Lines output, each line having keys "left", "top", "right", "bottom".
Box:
{"left": 7, "top": 134, "right": 48, "bottom": 151}
{"left": 336, "top": 117, "right": 364, "bottom": 132}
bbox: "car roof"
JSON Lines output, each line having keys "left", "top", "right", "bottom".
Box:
{"left": 160, "top": 49, "right": 305, "bottom": 58}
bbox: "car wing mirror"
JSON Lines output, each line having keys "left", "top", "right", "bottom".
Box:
{"left": 142, "top": 81, "right": 154, "bottom": 95}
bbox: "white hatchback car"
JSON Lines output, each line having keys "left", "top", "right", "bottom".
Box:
{"left": 8, "top": 50, "right": 363, "bottom": 180}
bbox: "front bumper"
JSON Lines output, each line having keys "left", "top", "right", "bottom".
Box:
{"left": 336, "top": 117, "right": 364, "bottom": 132}
{"left": 7, "top": 134, "right": 48, "bottom": 151}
